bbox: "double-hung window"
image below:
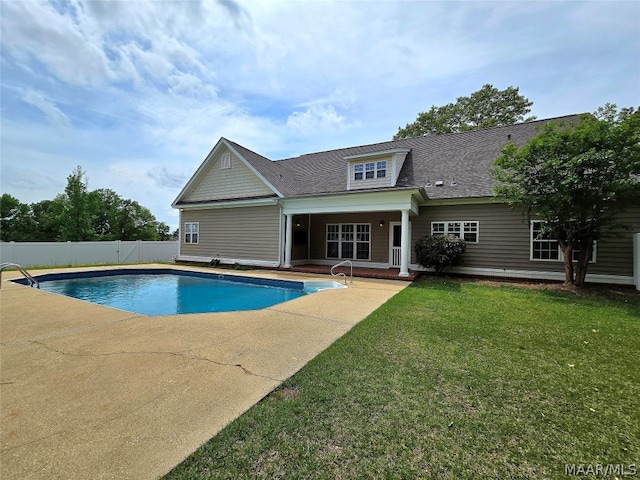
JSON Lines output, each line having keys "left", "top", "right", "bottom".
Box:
{"left": 530, "top": 221, "right": 596, "bottom": 262}
{"left": 184, "top": 222, "right": 199, "bottom": 244}
{"left": 530, "top": 221, "right": 559, "bottom": 260}
{"left": 326, "top": 223, "right": 370, "bottom": 260}
{"left": 431, "top": 221, "right": 478, "bottom": 243}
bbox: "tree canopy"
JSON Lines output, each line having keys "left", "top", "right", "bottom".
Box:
{"left": 491, "top": 104, "right": 640, "bottom": 286}
{"left": 1, "top": 166, "right": 175, "bottom": 242}
{"left": 394, "top": 84, "right": 535, "bottom": 139}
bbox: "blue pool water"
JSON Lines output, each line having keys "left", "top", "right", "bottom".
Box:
{"left": 24, "top": 269, "right": 324, "bottom": 315}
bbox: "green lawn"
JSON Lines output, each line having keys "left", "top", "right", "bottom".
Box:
{"left": 164, "top": 278, "right": 640, "bottom": 479}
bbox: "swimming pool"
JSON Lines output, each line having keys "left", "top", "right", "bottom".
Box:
{"left": 12, "top": 268, "right": 345, "bottom": 315}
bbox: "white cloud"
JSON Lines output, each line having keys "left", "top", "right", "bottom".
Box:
{"left": 21, "top": 90, "right": 71, "bottom": 128}
{"left": 168, "top": 72, "right": 217, "bottom": 98}
{"left": 1, "top": 0, "right": 114, "bottom": 85}
{"left": 286, "top": 105, "right": 357, "bottom": 136}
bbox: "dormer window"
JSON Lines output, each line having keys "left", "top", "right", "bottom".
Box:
{"left": 354, "top": 160, "right": 387, "bottom": 181}
{"left": 345, "top": 148, "right": 408, "bottom": 190}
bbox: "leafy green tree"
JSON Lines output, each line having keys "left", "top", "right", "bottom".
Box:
{"left": 1, "top": 193, "right": 21, "bottom": 241}
{"left": 88, "top": 188, "right": 122, "bottom": 240}
{"left": 1, "top": 193, "right": 36, "bottom": 241}
{"left": 394, "top": 84, "right": 535, "bottom": 139}
{"left": 30, "top": 198, "right": 65, "bottom": 241}
{"left": 492, "top": 104, "right": 640, "bottom": 286}
{"left": 155, "top": 222, "right": 172, "bottom": 240}
{"left": 60, "top": 166, "right": 94, "bottom": 241}
{"left": 113, "top": 199, "right": 158, "bottom": 240}
{"left": 414, "top": 234, "right": 467, "bottom": 274}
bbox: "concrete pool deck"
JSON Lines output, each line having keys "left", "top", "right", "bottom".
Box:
{"left": 0, "top": 264, "right": 410, "bottom": 479}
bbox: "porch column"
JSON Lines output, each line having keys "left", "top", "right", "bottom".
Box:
{"left": 284, "top": 214, "right": 293, "bottom": 268}
{"left": 399, "top": 209, "right": 410, "bottom": 277}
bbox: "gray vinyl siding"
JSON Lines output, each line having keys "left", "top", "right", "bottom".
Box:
{"left": 412, "top": 203, "right": 640, "bottom": 277}
{"left": 180, "top": 205, "right": 280, "bottom": 263}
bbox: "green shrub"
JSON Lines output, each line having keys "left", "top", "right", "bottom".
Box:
{"left": 414, "top": 234, "right": 466, "bottom": 274}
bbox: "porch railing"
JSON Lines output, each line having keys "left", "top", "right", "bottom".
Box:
{"left": 391, "top": 247, "right": 401, "bottom": 267}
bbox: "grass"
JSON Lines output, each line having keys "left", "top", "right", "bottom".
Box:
{"left": 164, "top": 278, "right": 640, "bottom": 479}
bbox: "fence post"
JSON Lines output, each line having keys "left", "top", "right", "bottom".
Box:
{"left": 116, "top": 240, "right": 121, "bottom": 264}
{"left": 137, "top": 240, "right": 142, "bottom": 262}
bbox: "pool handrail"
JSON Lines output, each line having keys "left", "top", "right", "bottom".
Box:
{"left": 0, "top": 262, "right": 40, "bottom": 289}
{"left": 330, "top": 260, "right": 353, "bottom": 285}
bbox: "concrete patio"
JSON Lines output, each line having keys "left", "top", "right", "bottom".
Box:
{"left": 0, "top": 264, "right": 409, "bottom": 479}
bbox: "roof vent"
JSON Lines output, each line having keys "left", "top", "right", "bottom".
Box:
{"left": 435, "top": 180, "right": 444, "bottom": 187}
{"left": 425, "top": 181, "right": 432, "bottom": 188}
{"left": 451, "top": 178, "right": 458, "bottom": 186}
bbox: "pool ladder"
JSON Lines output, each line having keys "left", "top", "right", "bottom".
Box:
{"left": 0, "top": 262, "right": 40, "bottom": 289}
{"left": 330, "top": 260, "right": 353, "bottom": 285}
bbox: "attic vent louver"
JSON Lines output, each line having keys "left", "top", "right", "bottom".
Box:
{"left": 435, "top": 180, "right": 444, "bottom": 187}
{"left": 220, "top": 152, "right": 231, "bottom": 169}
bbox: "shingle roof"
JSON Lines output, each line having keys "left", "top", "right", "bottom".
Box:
{"left": 233, "top": 115, "right": 580, "bottom": 200}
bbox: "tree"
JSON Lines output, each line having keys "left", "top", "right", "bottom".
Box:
{"left": 1, "top": 194, "right": 36, "bottom": 241}
{"left": 60, "top": 166, "right": 94, "bottom": 241}
{"left": 414, "top": 234, "right": 467, "bottom": 274}
{"left": 30, "top": 198, "right": 64, "bottom": 241}
{"left": 394, "top": 84, "right": 535, "bottom": 139}
{"left": 491, "top": 104, "right": 640, "bottom": 287}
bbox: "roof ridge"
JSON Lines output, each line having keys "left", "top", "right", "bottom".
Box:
{"left": 274, "top": 114, "right": 581, "bottom": 161}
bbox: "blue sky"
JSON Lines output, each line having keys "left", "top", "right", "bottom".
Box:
{"left": 1, "top": 0, "right": 638, "bottom": 230}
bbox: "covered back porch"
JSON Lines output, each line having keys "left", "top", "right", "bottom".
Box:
{"left": 280, "top": 189, "right": 423, "bottom": 278}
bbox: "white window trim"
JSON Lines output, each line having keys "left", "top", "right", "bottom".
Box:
{"left": 353, "top": 161, "right": 387, "bottom": 181}
{"left": 326, "top": 223, "right": 371, "bottom": 260}
{"left": 184, "top": 221, "right": 199, "bottom": 244}
{"left": 431, "top": 221, "right": 479, "bottom": 243}
{"left": 530, "top": 220, "right": 597, "bottom": 263}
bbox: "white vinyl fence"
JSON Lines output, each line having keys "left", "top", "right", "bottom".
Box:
{"left": 0, "top": 241, "right": 179, "bottom": 268}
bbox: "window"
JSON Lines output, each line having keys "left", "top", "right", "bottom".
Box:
{"left": 530, "top": 221, "right": 596, "bottom": 262}
{"left": 354, "top": 164, "right": 363, "bottom": 181}
{"left": 431, "top": 221, "right": 478, "bottom": 243}
{"left": 184, "top": 222, "right": 199, "bottom": 244}
{"left": 571, "top": 243, "right": 597, "bottom": 263}
{"left": 462, "top": 222, "right": 478, "bottom": 243}
{"left": 353, "top": 161, "right": 387, "bottom": 181}
{"left": 220, "top": 152, "right": 231, "bottom": 169}
{"left": 365, "top": 162, "right": 375, "bottom": 179}
{"left": 530, "top": 221, "right": 559, "bottom": 260}
{"left": 327, "top": 223, "right": 370, "bottom": 260}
